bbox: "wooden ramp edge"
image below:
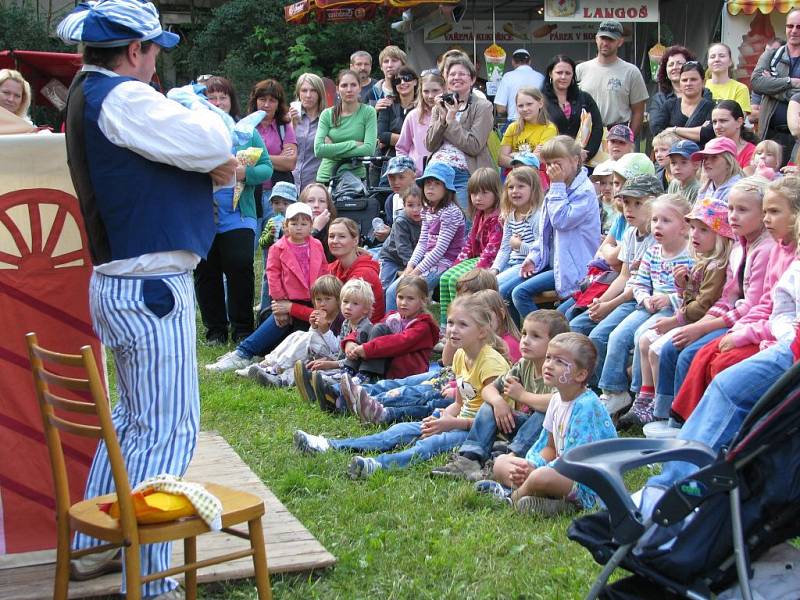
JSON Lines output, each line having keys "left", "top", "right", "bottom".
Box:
{"left": 0, "top": 431, "right": 336, "bottom": 599}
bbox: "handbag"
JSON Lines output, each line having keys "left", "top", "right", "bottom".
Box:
{"left": 270, "top": 123, "right": 295, "bottom": 186}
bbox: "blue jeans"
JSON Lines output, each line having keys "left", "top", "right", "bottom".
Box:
{"left": 458, "top": 402, "right": 545, "bottom": 462}
{"left": 331, "top": 421, "right": 469, "bottom": 470}
{"left": 557, "top": 297, "right": 584, "bottom": 321}
{"left": 598, "top": 306, "right": 672, "bottom": 393}
{"left": 573, "top": 300, "right": 637, "bottom": 387}
{"left": 385, "top": 270, "right": 440, "bottom": 312}
{"left": 511, "top": 270, "right": 555, "bottom": 324}
{"left": 379, "top": 258, "right": 401, "bottom": 290}
{"left": 236, "top": 314, "right": 291, "bottom": 359}
{"left": 647, "top": 342, "right": 793, "bottom": 489}
{"left": 453, "top": 167, "right": 470, "bottom": 214}
{"left": 653, "top": 328, "right": 727, "bottom": 419}
{"left": 364, "top": 368, "right": 440, "bottom": 394}
{"left": 497, "top": 263, "right": 524, "bottom": 319}
{"left": 379, "top": 386, "right": 453, "bottom": 423}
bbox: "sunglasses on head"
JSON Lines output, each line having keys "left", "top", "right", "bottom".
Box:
{"left": 420, "top": 68, "right": 441, "bottom": 77}
{"left": 392, "top": 74, "right": 417, "bottom": 85}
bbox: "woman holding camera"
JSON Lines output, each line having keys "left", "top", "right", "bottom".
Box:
{"left": 425, "top": 54, "right": 494, "bottom": 209}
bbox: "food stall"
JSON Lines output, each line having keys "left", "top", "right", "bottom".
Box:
{"left": 391, "top": 0, "right": 722, "bottom": 92}
{"left": 721, "top": 0, "right": 800, "bottom": 85}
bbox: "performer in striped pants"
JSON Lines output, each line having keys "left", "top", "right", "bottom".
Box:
{"left": 59, "top": 1, "right": 237, "bottom": 595}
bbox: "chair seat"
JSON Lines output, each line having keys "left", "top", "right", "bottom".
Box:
{"left": 533, "top": 290, "right": 559, "bottom": 304}
{"left": 70, "top": 482, "right": 265, "bottom": 545}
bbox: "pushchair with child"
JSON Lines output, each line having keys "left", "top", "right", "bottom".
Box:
{"left": 329, "top": 156, "right": 391, "bottom": 246}
{"left": 553, "top": 361, "right": 800, "bottom": 600}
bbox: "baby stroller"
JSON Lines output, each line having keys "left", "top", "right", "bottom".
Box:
{"left": 330, "top": 156, "right": 391, "bottom": 246}
{"left": 553, "top": 361, "right": 800, "bottom": 600}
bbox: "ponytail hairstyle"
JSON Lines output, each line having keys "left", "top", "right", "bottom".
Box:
{"left": 448, "top": 294, "right": 510, "bottom": 362}
{"left": 766, "top": 175, "right": 800, "bottom": 246}
{"left": 713, "top": 100, "right": 757, "bottom": 144}
{"left": 707, "top": 43, "right": 735, "bottom": 79}
{"left": 500, "top": 166, "right": 543, "bottom": 220}
{"left": 473, "top": 289, "right": 521, "bottom": 342}
{"left": 332, "top": 69, "right": 361, "bottom": 127}
{"left": 540, "top": 134, "right": 583, "bottom": 162}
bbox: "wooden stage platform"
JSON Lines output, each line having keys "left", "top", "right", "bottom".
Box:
{"left": 0, "top": 432, "right": 336, "bottom": 599}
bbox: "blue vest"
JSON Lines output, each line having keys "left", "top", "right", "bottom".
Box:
{"left": 82, "top": 73, "right": 215, "bottom": 262}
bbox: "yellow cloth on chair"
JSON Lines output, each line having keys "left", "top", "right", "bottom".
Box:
{"left": 133, "top": 474, "right": 223, "bottom": 530}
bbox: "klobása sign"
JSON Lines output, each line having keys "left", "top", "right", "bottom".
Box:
{"left": 423, "top": 20, "right": 632, "bottom": 44}
{"left": 544, "top": 0, "right": 659, "bottom": 22}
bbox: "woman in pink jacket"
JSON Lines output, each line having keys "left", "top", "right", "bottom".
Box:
{"left": 207, "top": 203, "right": 328, "bottom": 371}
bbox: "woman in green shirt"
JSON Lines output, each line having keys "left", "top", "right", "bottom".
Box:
{"left": 314, "top": 69, "right": 377, "bottom": 183}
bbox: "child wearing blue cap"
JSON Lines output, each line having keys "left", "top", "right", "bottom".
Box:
{"left": 666, "top": 140, "right": 701, "bottom": 205}
{"left": 384, "top": 161, "right": 466, "bottom": 312}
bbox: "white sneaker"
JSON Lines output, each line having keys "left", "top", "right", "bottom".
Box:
{"left": 347, "top": 455, "right": 380, "bottom": 479}
{"left": 600, "top": 391, "right": 632, "bottom": 415}
{"left": 293, "top": 430, "right": 331, "bottom": 454}
{"left": 205, "top": 351, "right": 251, "bottom": 372}
{"left": 643, "top": 420, "right": 680, "bottom": 439}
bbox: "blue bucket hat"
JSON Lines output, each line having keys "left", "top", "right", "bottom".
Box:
{"left": 270, "top": 181, "right": 298, "bottom": 203}
{"left": 57, "top": 0, "right": 180, "bottom": 49}
{"left": 510, "top": 152, "right": 540, "bottom": 169}
{"left": 415, "top": 161, "right": 456, "bottom": 192}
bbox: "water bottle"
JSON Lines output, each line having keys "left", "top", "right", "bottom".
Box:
{"left": 371, "top": 217, "right": 386, "bottom": 238}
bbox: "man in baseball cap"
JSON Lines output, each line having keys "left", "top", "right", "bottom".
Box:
{"left": 59, "top": 1, "right": 237, "bottom": 594}
{"left": 493, "top": 47, "right": 544, "bottom": 125}
{"left": 576, "top": 18, "right": 648, "bottom": 137}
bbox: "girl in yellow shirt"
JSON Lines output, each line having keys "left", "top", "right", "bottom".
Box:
{"left": 499, "top": 87, "right": 558, "bottom": 168}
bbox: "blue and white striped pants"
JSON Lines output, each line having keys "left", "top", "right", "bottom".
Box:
{"left": 74, "top": 271, "right": 200, "bottom": 597}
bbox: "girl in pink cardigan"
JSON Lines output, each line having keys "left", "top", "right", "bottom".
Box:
{"left": 648, "top": 177, "right": 775, "bottom": 429}
{"left": 437, "top": 167, "right": 503, "bottom": 326}
{"left": 672, "top": 176, "right": 800, "bottom": 421}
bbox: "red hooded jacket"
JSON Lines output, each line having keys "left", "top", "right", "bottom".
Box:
{"left": 343, "top": 311, "right": 439, "bottom": 379}
{"left": 290, "top": 252, "right": 385, "bottom": 322}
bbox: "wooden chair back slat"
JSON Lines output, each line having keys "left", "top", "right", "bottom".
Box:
{"left": 26, "top": 333, "right": 138, "bottom": 550}
{"left": 43, "top": 389, "right": 97, "bottom": 415}
{"left": 48, "top": 413, "right": 103, "bottom": 438}
{"left": 29, "top": 343, "right": 86, "bottom": 368}
{"left": 38, "top": 368, "right": 92, "bottom": 392}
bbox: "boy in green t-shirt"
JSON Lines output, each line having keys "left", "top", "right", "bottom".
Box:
{"left": 430, "top": 310, "right": 569, "bottom": 481}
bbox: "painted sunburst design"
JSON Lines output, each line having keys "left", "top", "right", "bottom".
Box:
{"left": 0, "top": 191, "right": 86, "bottom": 271}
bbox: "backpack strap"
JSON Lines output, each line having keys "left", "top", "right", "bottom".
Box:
{"left": 769, "top": 45, "right": 787, "bottom": 75}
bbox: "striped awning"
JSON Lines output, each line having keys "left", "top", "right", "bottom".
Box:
{"left": 727, "top": 0, "right": 800, "bottom": 15}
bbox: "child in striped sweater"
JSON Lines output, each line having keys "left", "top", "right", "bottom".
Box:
{"left": 598, "top": 194, "right": 694, "bottom": 416}
{"left": 491, "top": 166, "right": 543, "bottom": 311}
{"left": 384, "top": 161, "right": 465, "bottom": 312}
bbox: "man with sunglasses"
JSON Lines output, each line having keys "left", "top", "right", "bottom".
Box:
{"left": 576, "top": 19, "right": 648, "bottom": 137}
{"left": 751, "top": 8, "right": 800, "bottom": 166}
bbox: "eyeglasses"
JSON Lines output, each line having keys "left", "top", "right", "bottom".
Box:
{"left": 392, "top": 74, "right": 417, "bottom": 85}
{"left": 787, "top": 23, "right": 800, "bottom": 29}
{"left": 420, "top": 68, "right": 441, "bottom": 77}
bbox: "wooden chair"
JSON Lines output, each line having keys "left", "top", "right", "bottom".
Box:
{"left": 26, "top": 332, "right": 272, "bottom": 600}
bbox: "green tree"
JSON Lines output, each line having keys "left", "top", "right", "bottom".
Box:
{"left": 0, "top": 4, "right": 68, "bottom": 52}
{"left": 174, "top": 0, "right": 399, "bottom": 106}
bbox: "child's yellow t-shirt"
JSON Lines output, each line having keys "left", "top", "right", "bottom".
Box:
{"left": 452, "top": 345, "right": 510, "bottom": 418}
{"left": 705, "top": 80, "right": 751, "bottom": 113}
{"left": 500, "top": 121, "right": 558, "bottom": 154}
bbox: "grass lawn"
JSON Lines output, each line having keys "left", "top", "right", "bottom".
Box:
{"left": 191, "top": 341, "right": 651, "bottom": 600}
